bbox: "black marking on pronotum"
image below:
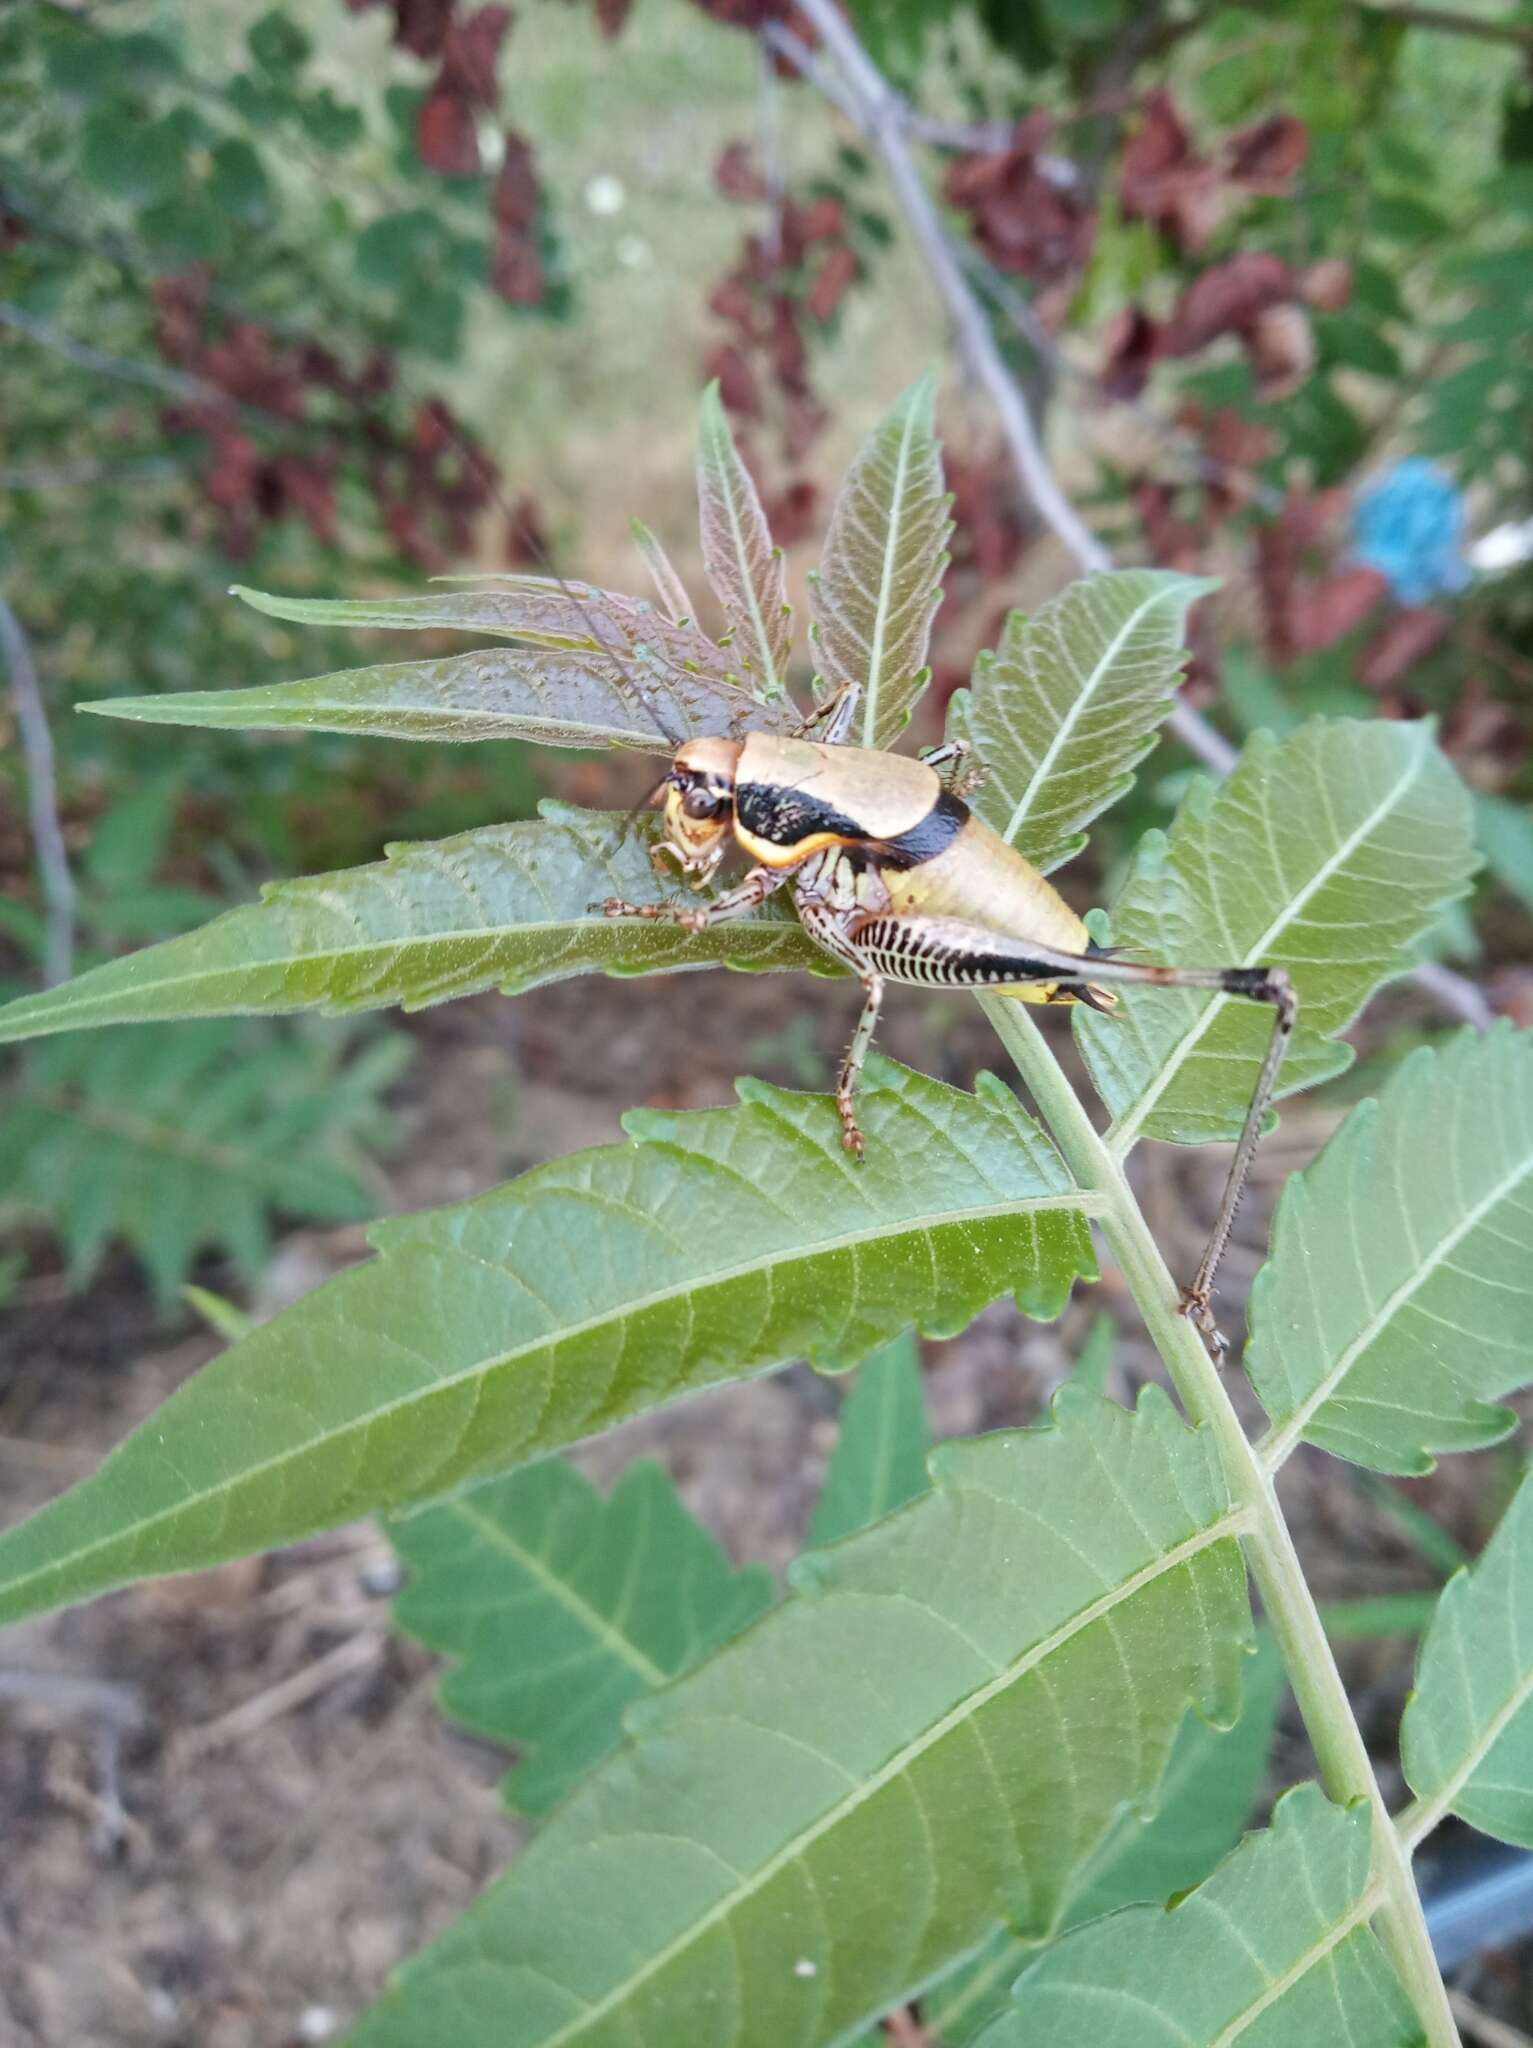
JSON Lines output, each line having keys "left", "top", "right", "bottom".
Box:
{"left": 875, "top": 789, "right": 969, "bottom": 869}
{"left": 735, "top": 781, "right": 864, "bottom": 850}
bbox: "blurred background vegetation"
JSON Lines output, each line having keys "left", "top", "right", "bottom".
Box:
{"left": 1, "top": 0, "right": 1531, "bottom": 1341}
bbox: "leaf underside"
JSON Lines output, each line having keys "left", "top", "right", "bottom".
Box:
{"left": 696, "top": 383, "right": 792, "bottom": 698}
{"left": 1403, "top": 1466, "right": 1533, "bottom": 1848}
{"left": 1249, "top": 1024, "right": 1533, "bottom": 1474}
{"left": 0, "top": 804, "right": 825, "bottom": 1048}
{"left": 925, "top": 1637, "right": 1285, "bottom": 2046}
{"left": 389, "top": 1458, "right": 773, "bottom": 1817}
{"left": 1077, "top": 719, "right": 1477, "bottom": 1147}
{"left": 806, "top": 1332, "right": 931, "bottom": 1548}
{"left": 0, "top": 1059, "right": 1093, "bottom": 1627}
{"left": 809, "top": 373, "right": 952, "bottom": 749}
{"left": 346, "top": 1392, "right": 1249, "bottom": 2048}
{"left": 946, "top": 570, "right": 1215, "bottom": 874}
{"left": 989, "top": 1786, "right": 1420, "bottom": 2048}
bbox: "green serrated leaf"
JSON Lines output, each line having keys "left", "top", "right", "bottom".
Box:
{"left": 347, "top": 1391, "right": 1249, "bottom": 2048}
{"left": 809, "top": 373, "right": 952, "bottom": 748}
{"left": 946, "top": 571, "right": 1215, "bottom": 874}
{"left": 926, "top": 1638, "right": 1284, "bottom": 2046}
{"left": 0, "top": 1058, "right": 1093, "bottom": 1627}
{"left": 988, "top": 1786, "right": 1420, "bottom": 2048}
{"left": 630, "top": 518, "right": 696, "bottom": 625}
{"left": 696, "top": 383, "right": 792, "bottom": 698}
{"left": 1476, "top": 790, "right": 1533, "bottom": 918}
{"left": 1402, "top": 1466, "right": 1533, "bottom": 1848}
{"left": 1251, "top": 1026, "right": 1533, "bottom": 1475}
{"left": 0, "top": 806, "right": 823, "bottom": 1047}
{"left": 1078, "top": 720, "right": 1476, "bottom": 1147}
{"left": 0, "top": 1021, "right": 401, "bottom": 1302}
{"left": 389, "top": 1459, "right": 773, "bottom": 1816}
{"left": 806, "top": 1332, "right": 930, "bottom": 1546}
{"left": 91, "top": 574, "right": 783, "bottom": 752}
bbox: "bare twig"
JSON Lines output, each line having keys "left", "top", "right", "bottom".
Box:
{"left": 0, "top": 301, "right": 236, "bottom": 413}
{"left": 174, "top": 1628, "right": 383, "bottom": 1760}
{"left": 771, "top": 2, "right": 1494, "bottom": 1032}
{"left": 0, "top": 592, "right": 75, "bottom": 986}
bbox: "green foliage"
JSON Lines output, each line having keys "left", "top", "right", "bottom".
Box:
{"left": 347, "top": 1392, "right": 1250, "bottom": 2048}
{"left": 807, "top": 373, "right": 952, "bottom": 747}
{"left": 946, "top": 571, "right": 1216, "bottom": 873}
{"left": 988, "top": 1787, "right": 1422, "bottom": 2047}
{"left": 1078, "top": 721, "right": 1476, "bottom": 1146}
{"left": 926, "top": 1638, "right": 1285, "bottom": 2045}
{"left": 0, "top": 1059, "right": 1092, "bottom": 1627}
{"left": 0, "top": 1019, "right": 407, "bottom": 1304}
{"left": 1250, "top": 1026, "right": 1533, "bottom": 1474}
{"left": 389, "top": 1459, "right": 773, "bottom": 1817}
{"left": 0, "top": 806, "right": 823, "bottom": 1047}
{"left": 696, "top": 382, "right": 793, "bottom": 698}
{"left": 1402, "top": 1466, "right": 1533, "bottom": 1848}
{"left": 806, "top": 1333, "right": 931, "bottom": 1547}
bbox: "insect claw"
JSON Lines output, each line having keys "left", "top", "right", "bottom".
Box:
{"left": 1177, "top": 1285, "right": 1229, "bottom": 1366}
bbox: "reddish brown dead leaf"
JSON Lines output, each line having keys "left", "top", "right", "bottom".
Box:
{"left": 1162, "top": 251, "right": 1295, "bottom": 356}
{"left": 1358, "top": 606, "right": 1450, "bottom": 690}
{"left": 493, "top": 131, "right": 539, "bottom": 227}
{"left": 1294, "top": 565, "right": 1388, "bottom": 652}
{"left": 806, "top": 243, "right": 859, "bottom": 323}
{"left": 1223, "top": 114, "right": 1309, "bottom": 192}
{"left": 1099, "top": 305, "right": 1161, "bottom": 400}
{"left": 1246, "top": 301, "right": 1314, "bottom": 397}
{"left": 1120, "top": 88, "right": 1223, "bottom": 253}
{"left": 715, "top": 142, "right": 768, "bottom": 202}
{"left": 704, "top": 341, "right": 763, "bottom": 418}
{"left": 1298, "top": 258, "right": 1353, "bottom": 311}
{"left": 417, "top": 88, "right": 481, "bottom": 174}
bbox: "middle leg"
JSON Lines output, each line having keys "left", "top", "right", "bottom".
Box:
{"left": 796, "top": 897, "right": 885, "bottom": 1159}
{"left": 600, "top": 862, "right": 791, "bottom": 931}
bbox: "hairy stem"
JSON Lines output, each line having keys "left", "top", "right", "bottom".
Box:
{"left": 983, "top": 997, "right": 1461, "bottom": 2048}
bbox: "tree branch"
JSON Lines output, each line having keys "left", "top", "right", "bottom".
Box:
{"left": 0, "top": 594, "right": 75, "bottom": 988}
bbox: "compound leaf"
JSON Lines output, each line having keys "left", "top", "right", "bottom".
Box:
{"left": 0, "top": 805, "right": 823, "bottom": 1047}
{"left": 809, "top": 373, "right": 952, "bottom": 748}
{"left": 806, "top": 1332, "right": 930, "bottom": 1547}
{"left": 984, "top": 1786, "right": 1420, "bottom": 2048}
{"left": 946, "top": 572, "right": 1215, "bottom": 873}
{"left": 347, "top": 1391, "right": 1249, "bottom": 2048}
{"left": 0, "top": 1019, "right": 405, "bottom": 1303}
{"left": 0, "top": 1058, "right": 1092, "bottom": 1627}
{"left": 389, "top": 1459, "right": 773, "bottom": 1817}
{"left": 696, "top": 383, "right": 792, "bottom": 698}
{"left": 1251, "top": 1025, "right": 1533, "bottom": 1474}
{"left": 923, "top": 1638, "right": 1284, "bottom": 2045}
{"left": 1078, "top": 720, "right": 1476, "bottom": 1147}
{"left": 1403, "top": 1466, "right": 1533, "bottom": 1848}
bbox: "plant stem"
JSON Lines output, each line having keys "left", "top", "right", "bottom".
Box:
{"left": 984, "top": 996, "right": 1462, "bottom": 2048}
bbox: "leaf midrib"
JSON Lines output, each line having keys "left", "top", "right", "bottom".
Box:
{"left": 1000, "top": 584, "right": 1178, "bottom": 850}
{"left": 1403, "top": 1626, "right": 1533, "bottom": 1850}
{"left": 1108, "top": 729, "right": 1431, "bottom": 1154}
{"left": 708, "top": 424, "right": 782, "bottom": 696}
{"left": 1207, "top": 1878, "right": 1384, "bottom": 2048}
{"left": 531, "top": 1509, "right": 1248, "bottom": 2048}
{"left": 0, "top": 910, "right": 812, "bottom": 1041}
{"left": 0, "top": 1185, "right": 1097, "bottom": 1612}
{"left": 863, "top": 401, "right": 922, "bottom": 749}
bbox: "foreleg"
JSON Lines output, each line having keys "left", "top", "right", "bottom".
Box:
{"left": 794, "top": 681, "right": 863, "bottom": 746}
{"left": 919, "top": 739, "right": 988, "bottom": 798}
{"left": 600, "top": 863, "right": 790, "bottom": 933}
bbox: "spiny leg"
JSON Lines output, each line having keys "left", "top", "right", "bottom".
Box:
{"left": 849, "top": 911, "right": 1297, "bottom": 1359}
{"left": 794, "top": 681, "right": 863, "bottom": 746}
{"left": 919, "top": 738, "right": 988, "bottom": 799}
{"left": 599, "top": 862, "right": 790, "bottom": 933}
{"left": 796, "top": 897, "right": 884, "bottom": 1159}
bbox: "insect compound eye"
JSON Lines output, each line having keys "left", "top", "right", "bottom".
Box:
{"left": 681, "top": 784, "right": 725, "bottom": 821}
